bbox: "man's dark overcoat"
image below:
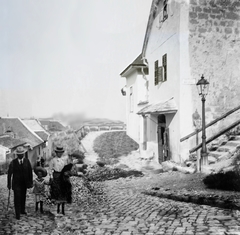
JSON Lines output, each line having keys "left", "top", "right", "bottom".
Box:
{"left": 7, "top": 158, "right": 33, "bottom": 190}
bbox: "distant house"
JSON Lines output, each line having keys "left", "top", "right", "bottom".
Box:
{"left": 0, "top": 117, "right": 45, "bottom": 167}
{"left": 39, "top": 119, "right": 65, "bottom": 132}
{"left": 22, "top": 119, "right": 52, "bottom": 161}
{"left": 120, "top": 0, "right": 240, "bottom": 164}
{"left": 0, "top": 135, "right": 26, "bottom": 173}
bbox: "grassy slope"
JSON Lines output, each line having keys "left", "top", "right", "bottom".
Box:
{"left": 93, "top": 131, "right": 139, "bottom": 165}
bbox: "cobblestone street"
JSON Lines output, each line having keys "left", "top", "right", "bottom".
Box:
{"left": 1, "top": 174, "right": 240, "bottom": 235}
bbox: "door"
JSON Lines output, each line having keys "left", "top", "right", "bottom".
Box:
{"left": 157, "top": 115, "right": 170, "bottom": 163}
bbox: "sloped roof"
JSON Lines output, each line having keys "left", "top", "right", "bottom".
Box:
{"left": 22, "top": 119, "right": 50, "bottom": 142}
{"left": 35, "top": 131, "right": 49, "bottom": 141}
{"left": 142, "top": 0, "right": 159, "bottom": 58}
{"left": 120, "top": 54, "right": 147, "bottom": 77}
{"left": 39, "top": 120, "right": 65, "bottom": 131}
{"left": 137, "top": 98, "right": 178, "bottom": 115}
{"left": 22, "top": 119, "right": 47, "bottom": 132}
{"left": 0, "top": 118, "right": 43, "bottom": 148}
{"left": 0, "top": 135, "right": 26, "bottom": 149}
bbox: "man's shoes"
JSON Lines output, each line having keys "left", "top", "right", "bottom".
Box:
{"left": 16, "top": 215, "right": 20, "bottom": 220}
{"left": 20, "top": 211, "right": 27, "bottom": 215}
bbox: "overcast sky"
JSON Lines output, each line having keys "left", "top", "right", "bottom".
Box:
{"left": 0, "top": 0, "right": 151, "bottom": 122}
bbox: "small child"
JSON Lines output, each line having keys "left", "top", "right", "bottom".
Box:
{"left": 33, "top": 166, "right": 48, "bottom": 213}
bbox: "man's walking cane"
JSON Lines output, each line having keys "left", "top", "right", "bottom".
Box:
{"left": 7, "top": 189, "right": 10, "bottom": 211}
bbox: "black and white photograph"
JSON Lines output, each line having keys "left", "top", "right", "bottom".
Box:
{"left": 1, "top": 0, "right": 240, "bottom": 234}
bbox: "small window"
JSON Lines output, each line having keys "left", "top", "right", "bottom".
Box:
{"left": 163, "top": 0, "right": 168, "bottom": 21}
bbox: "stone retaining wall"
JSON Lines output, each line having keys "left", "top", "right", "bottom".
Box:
{"left": 189, "top": 0, "right": 240, "bottom": 136}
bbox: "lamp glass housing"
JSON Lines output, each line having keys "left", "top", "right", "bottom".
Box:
{"left": 196, "top": 75, "right": 209, "bottom": 97}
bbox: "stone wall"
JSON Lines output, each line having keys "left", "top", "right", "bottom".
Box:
{"left": 189, "top": 0, "right": 240, "bottom": 135}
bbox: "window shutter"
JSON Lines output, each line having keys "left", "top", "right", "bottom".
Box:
{"left": 154, "top": 60, "right": 159, "bottom": 85}
{"left": 158, "top": 66, "right": 163, "bottom": 82}
{"left": 162, "top": 54, "right": 167, "bottom": 81}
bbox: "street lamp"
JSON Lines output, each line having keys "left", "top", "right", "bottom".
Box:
{"left": 196, "top": 74, "right": 209, "bottom": 168}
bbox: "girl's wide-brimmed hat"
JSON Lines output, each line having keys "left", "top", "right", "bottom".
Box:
{"left": 54, "top": 146, "right": 65, "bottom": 153}
{"left": 34, "top": 166, "right": 47, "bottom": 177}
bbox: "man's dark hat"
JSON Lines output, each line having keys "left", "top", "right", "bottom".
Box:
{"left": 55, "top": 146, "right": 65, "bottom": 153}
{"left": 34, "top": 166, "right": 47, "bottom": 177}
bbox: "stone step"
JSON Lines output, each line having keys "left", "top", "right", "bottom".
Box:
{"left": 216, "top": 146, "right": 231, "bottom": 152}
{"left": 229, "top": 135, "right": 240, "bottom": 141}
{"left": 223, "top": 140, "right": 240, "bottom": 147}
{"left": 208, "top": 151, "right": 222, "bottom": 159}
{"left": 216, "top": 145, "right": 236, "bottom": 153}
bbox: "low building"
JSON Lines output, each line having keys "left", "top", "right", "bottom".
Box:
{"left": 0, "top": 117, "right": 44, "bottom": 167}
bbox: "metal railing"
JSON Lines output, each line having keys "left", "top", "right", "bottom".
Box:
{"left": 180, "top": 105, "right": 240, "bottom": 153}
{"left": 75, "top": 124, "right": 126, "bottom": 140}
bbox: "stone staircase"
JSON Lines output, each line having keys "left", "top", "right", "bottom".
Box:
{"left": 208, "top": 135, "right": 240, "bottom": 160}
{"left": 205, "top": 135, "right": 240, "bottom": 172}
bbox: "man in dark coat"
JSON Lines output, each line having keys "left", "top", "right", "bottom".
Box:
{"left": 7, "top": 146, "right": 33, "bottom": 220}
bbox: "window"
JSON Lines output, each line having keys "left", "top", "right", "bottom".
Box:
{"left": 163, "top": 0, "right": 168, "bottom": 21}
{"left": 129, "top": 87, "right": 133, "bottom": 112}
{"left": 154, "top": 54, "right": 167, "bottom": 85}
{"left": 162, "top": 54, "right": 167, "bottom": 81}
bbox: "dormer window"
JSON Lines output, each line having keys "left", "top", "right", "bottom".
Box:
{"left": 6, "top": 126, "right": 12, "bottom": 133}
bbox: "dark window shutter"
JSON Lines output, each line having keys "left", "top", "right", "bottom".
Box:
{"left": 162, "top": 54, "right": 167, "bottom": 81}
{"left": 154, "top": 60, "right": 159, "bottom": 85}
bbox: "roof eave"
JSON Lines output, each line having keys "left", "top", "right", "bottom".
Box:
{"left": 120, "top": 65, "right": 147, "bottom": 77}
{"left": 142, "top": 0, "right": 156, "bottom": 59}
{"left": 138, "top": 110, "right": 178, "bottom": 115}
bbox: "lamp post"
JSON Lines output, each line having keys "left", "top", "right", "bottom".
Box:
{"left": 196, "top": 75, "right": 209, "bottom": 169}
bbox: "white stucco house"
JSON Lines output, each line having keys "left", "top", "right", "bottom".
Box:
{"left": 120, "top": 0, "right": 240, "bottom": 164}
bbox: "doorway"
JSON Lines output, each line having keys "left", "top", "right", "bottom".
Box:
{"left": 157, "top": 114, "right": 170, "bottom": 163}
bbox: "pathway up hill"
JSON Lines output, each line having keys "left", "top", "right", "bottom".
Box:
{"left": 81, "top": 131, "right": 240, "bottom": 211}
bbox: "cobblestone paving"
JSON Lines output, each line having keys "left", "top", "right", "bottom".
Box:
{"left": 1, "top": 174, "right": 240, "bottom": 235}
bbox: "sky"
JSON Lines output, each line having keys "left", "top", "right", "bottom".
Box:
{"left": 0, "top": 0, "right": 152, "bottom": 122}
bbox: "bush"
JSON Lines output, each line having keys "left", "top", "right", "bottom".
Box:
{"left": 93, "top": 131, "right": 139, "bottom": 165}
{"left": 86, "top": 166, "right": 144, "bottom": 181}
{"left": 203, "top": 171, "right": 240, "bottom": 191}
{"left": 69, "top": 150, "right": 85, "bottom": 164}
{"left": 96, "top": 161, "right": 105, "bottom": 167}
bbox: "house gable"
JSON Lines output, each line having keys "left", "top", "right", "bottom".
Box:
{"left": 120, "top": 54, "right": 148, "bottom": 77}
{"left": 0, "top": 118, "right": 43, "bottom": 148}
{"left": 22, "top": 119, "right": 50, "bottom": 142}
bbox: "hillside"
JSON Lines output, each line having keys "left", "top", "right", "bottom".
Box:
{"left": 93, "top": 131, "right": 139, "bottom": 165}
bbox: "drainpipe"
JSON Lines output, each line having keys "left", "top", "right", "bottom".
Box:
{"left": 142, "top": 114, "right": 147, "bottom": 150}
{"left": 141, "top": 58, "right": 149, "bottom": 101}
